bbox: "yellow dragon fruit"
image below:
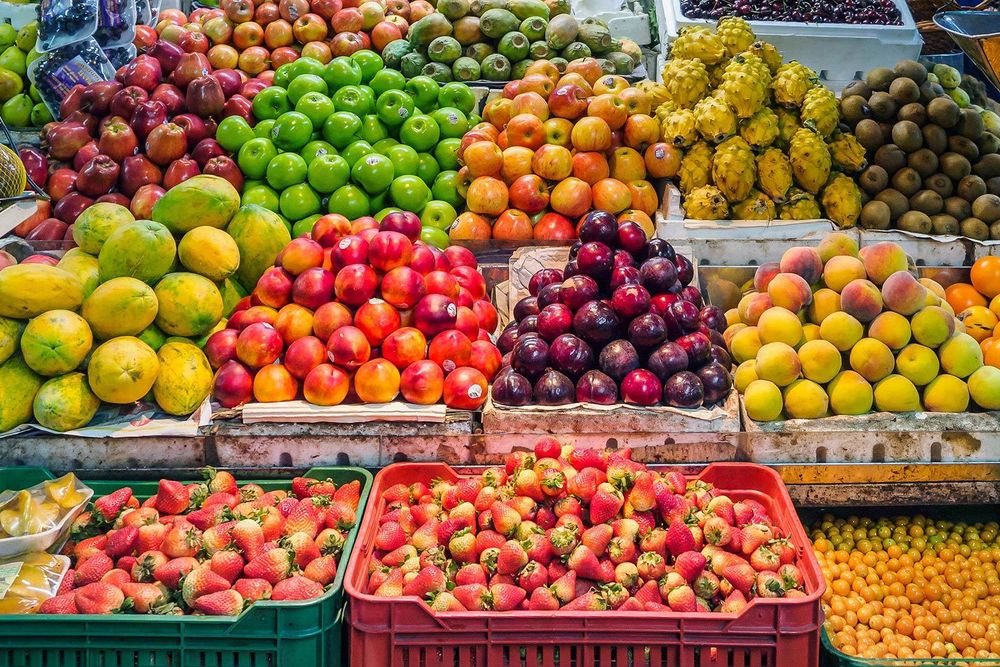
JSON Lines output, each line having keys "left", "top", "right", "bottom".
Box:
{"left": 772, "top": 61, "right": 818, "bottom": 109}
{"left": 756, "top": 148, "right": 793, "bottom": 201}
{"left": 748, "top": 40, "right": 783, "bottom": 74}
{"left": 821, "top": 174, "right": 863, "bottom": 228}
{"left": 684, "top": 185, "right": 730, "bottom": 220}
{"left": 678, "top": 141, "right": 714, "bottom": 194}
{"left": 712, "top": 138, "right": 756, "bottom": 202}
{"left": 778, "top": 188, "right": 822, "bottom": 220}
{"left": 774, "top": 107, "right": 802, "bottom": 149}
{"left": 694, "top": 95, "right": 738, "bottom": 144}
{"left": 740, "top": 107, "right": 780, "bottom": 149}
{"left": 716, "top": 16, "right": 755, "bottom": 57}
{"left": 828, "top": 132, "right": 868, "bottom": 172}
{"left": 732, "top": 189, "right": 776, "bottom": 220}
{"left": 720, "top": 54, "right": 770, "bottom": 118}
{"left": 800, "top": 86, "right": 840, "bottom": 137}
{"left": 661, "top": 108, "right": 699, "bottom": 148}
{"left": 661, "top": 59, "right": 711, "bottom": 109}
{"left": 789, "top": 128, "right": 831, "bottom": 194}
{"left": 670, "top": 27, "right": 726, "bottom": 65}
{"left": 636, "top": 80, "right": 670, "bottom": 110}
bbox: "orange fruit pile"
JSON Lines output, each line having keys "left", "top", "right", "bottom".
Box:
{"left": 944, "top": 257, "right": 1000, "bottom": 367}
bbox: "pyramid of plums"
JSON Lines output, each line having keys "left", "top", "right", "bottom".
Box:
{"left": 492, "top": 211, "right": 733, "bottom": 408}
{"left": 727, "top": 232, "right": 1000, "bottom": 421}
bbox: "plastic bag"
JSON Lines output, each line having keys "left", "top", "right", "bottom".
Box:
{"left": 28, "top": 39, "right": 115, "bottom": 119}
{"left": 0, "top": 473, "right": 88, "bottom": 539}
{"left": 105, "top": 44, "right": 137, "bottom": 69}
{"left": 136, "top": 0, "right": 151, "bottom": 26}
{"left": 37, "top": 0, "right": 99, "bottom": 53}
{"left": 0, "top": 552, "right": 70, "bottom": 614}
{"left": 95, "top": 0, "right": 137, "bottom": 49}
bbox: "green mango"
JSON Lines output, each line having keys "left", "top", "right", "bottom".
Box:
{"left": 0, "top": 46, "right": 26, "bottom": 77}
{"left": 1, "top": 93, "right": 32, "bottom": 127}
{"left": 0, "top": 24, "right": 16, "bottom": 50}
{"left": 0, "top": 67, "right": 23, "bottom": 103}
{"left": 15, "top": 22, "right": 36, "bottom": 53}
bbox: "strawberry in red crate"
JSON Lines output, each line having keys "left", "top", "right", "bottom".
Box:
{"left": 41, "top": 468, "right": 360, "bottom": 616}
{"left": 364, "top": 438, "right": 808, "bottom": 612}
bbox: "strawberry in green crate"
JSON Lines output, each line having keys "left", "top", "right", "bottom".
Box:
{"left": 39, "top": 468, "right": 362, "bottom": 615}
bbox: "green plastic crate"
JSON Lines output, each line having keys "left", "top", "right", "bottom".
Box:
{"left": 822, "top": 626, "right": 1000, "bottom": 666}
{"left": 0, "top": 466, "right": 372, "bottom": 667}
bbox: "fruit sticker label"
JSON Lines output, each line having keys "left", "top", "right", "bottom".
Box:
{"left": 36, "top": 57, "right": 104, "bottom": 99}
{"left": 0, "top": 562, "right": 23, "bottom": 599}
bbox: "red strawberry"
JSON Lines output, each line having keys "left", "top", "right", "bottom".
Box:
{"left": 105, "top": 526, "right": 138, "bottom": 559}
{"left": 633, "top": 579, "right": 660, "bottom": 605}
{"left": 428, "top": 591, "right": 467, "bottom": 611}
{"left": 563, "top": 591, "right": 607, "bottom": 611}
{"left": 527, "top": 585, "right": 560, "bottom": 610}
{"left": 694, "top": 571, "right": 721, "bottom": 599}
{"left": 741, "top": 524, "right": 774, "bottom": 556}
{"left": 202, "top": 521, "right": 236, "bottom": 555}
{"left": 155, "top": 479, "right": 190, "bottom": 515}
{"left": 566, "top": 545, "right": 603, "bottom": 580}
{"left": 136, "top": 522, "right": 168, "bottom": 553}
{"left": 304, "top": 479, "right": 336, "bottom": 499}
{"left": 662, "top": 471, "right": 686, "bottom": 494}
{"left": 316, "top": 528, "right": 347, "bottom": 557}
{"left": 496, "top": 540, "right": 528, "bottom": 576}
{"left": 706, "top": 495, "right": 735, "bottom": 524}
{"left": 750, "top": 545, "right": 780, "bottom": 572}
{"left": 200, "top": 466, "right": 238, "bottom": 495}
{"left": 567, "top": 468, "right": 602, "bottom": 501}
{"left": 489, "top": 583, "right": 526, "bottom": 611}
{"left": 626, "top": 471, "right": 656, "bottom": 512}
{"left": 303, "top": 554, "right": 338, "bottom": 585}
{"left": 665, "top": 521, "right": 696, "bottom": 557}
{"left": 674, "top": 551, "right": 708, "bottom": 583}
{"left": 770, "top": 538, "right": 796, "bottom": 565}
{"left": 402, "top": 565, "right": 447, "bottom": 597}
{"left": 452, "top": 583, "right": 490, "bottom": 610}
{"left": 332, "top": 480, "right": 360, "bottom": 508}
{"left": 291, "top": 477, "right": 316, "bottom": 499}
{"left": 618, "top": 597, "right": 645, "bottom": 611}
{"left": 703, "top": 516, "right": 732, "bottom": 547}
{"left": 161, "top": 522, "right": 202, "bottom": 559}
{"left": 475, "top": 530, "right": 506, "bottom": 554}
{"left": 722, "top": 561, "right": 757, "bottom": 596}
{"left": 755, "top": 571, "right": 785, "bottom": 598}
{"left": 75, "top": 552, "right": 113, "bottom": 586}
{"left": 209, "top": 550, "right": 245, "bottom": 583}
{"left": 455, "top": 563, "right": 487, "bottom": 587}
{"left": 100, "top": 569, "right": 131, "bottom": 588}
{"left": 190, "top": 588, "right": 243, "bottom": 616}
{"left": 666, "top": 584, "right": 697, "bottom": 612}
{"left": 232, "top": 518, "right": 265, "bottom": 561}
{"left": 374, "top": 521, "right": 406, "bottom": 551}
{"left": 243, "top": 548, "right": 294, "bottom": 585}
{"left": 272, "top": 575, "right": 324, "bottom": 601}
{"left": 581, "top": 524, "right": 613, "bottom": 555}
{"left": 57, "top": 569, "right": 75, "bottom": 595}
{"left": 732, "top": 502, "right": 755, "bottom": 527}
{"left": 513, "top": 469, "right": 544, "bottom": 501}
{"left": 130, "top": 551, "right": 167, "bottom": 583}
{"left": 233, "top": 578, "right": 272, "bottom": 601}
{"left": 479, "top": 547, "right": 500, "bottom": 574}
{"left": 284, "top": 500, "right": 320, "bottom": 538}
{"left": 549, "top": 571, "right": 577, "bottom": 603}
{"left": 777, "top": 563, "right": 803, "bottom": 591}
{"left": 490, "top": 501, "right": 521, "bottom": 537}
{"left": 533, "top": 437, "right": 562, "bottom": 460}
{"left": 324, "top": 500, "right": 356, "bottom": 530}
{"left": 381, "top": 483, "right": 411, "bottom": 504}
{"left": 504, "top": 451, "right": 534, "bottom": 475}
{"left": 186, "top": 505, "right": 231, "bottom": 531}
{"left": 180, "top": 567, "right": 231, "bottom": 606}
{"left": 553, "top": 496, "right": 582, "bottom": 518}
{"left": 153, "top": 556, "right": 200, "bottom": 591}
{"left": 411, "top": 518, "right": 441, "bottom": 551}
{"left": 119, "top": 582, "right": 170, "bottom": 614}
{"left": 608, "top": 536, "right": 636, "bottom": 565}
{"left": 39, "top": 592, "right": 78, "bottom": 614}
{"left": 614, "top": 561, "right": 639, "bottom": 588}
{"left": 568, "top": 448, "right": 606, "bottom": 472}
{"left": 720, "top": 589, "right": 748, "bottom": 613}
{"left": 636, "top": 551, "right": 666, "bottom": 580}
{"left": 600, "top": 582, "right": 629, "bottom": 609}
{"left": 282, "top": 531, "right": 322, "bottom": 568}
{"left": 445, "top": 528, "right": 475, "bottom": 564}
{"left": 538, "top": 468, "right": 566, "bottom": 498}
{"left": 639, "top": 527, "right": 667, "bottom": 556}
{"left": 548, "top": 524, "right": 579, "bottom": 557}
{"left": 658, "top": 571, "right": 686, "bottom": 601}
{"left": 74, "top": 583, "right": 125, "bottom": 614}
{"left": 517, "top": 560, "right": 548, "bottom": 592}
{"left": 523, "top": 533, "right": 552, "bottom": 565}
{"left": 93, "top": 488, "right": 133, "bottom": 524}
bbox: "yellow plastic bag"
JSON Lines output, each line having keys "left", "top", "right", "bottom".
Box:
{"left": 0, "top": 552, "right": 69, "bottom": 614}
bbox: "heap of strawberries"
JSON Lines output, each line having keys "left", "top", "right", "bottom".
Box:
{"left": 365, "top": 440, "right": 807, "bottom": 612}
{"left": 39, "top": 469, "right": 360, "bottom": 616}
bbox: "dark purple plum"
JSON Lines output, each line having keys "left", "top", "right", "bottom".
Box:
{"left": 576, "top": 369, "right": 618, "bottom": 404}
{"left": 560, "top": 275, "right": 600, "bottom": 311}
{"left": 611, "top": 284, "right": 651, "bottom": 319}
{"left": 568, "top": 240, "right": 583, "bottom": 259}
{"left": 572, "top": 300, "right": 621, "bottom": 347}
{"left": 708, "top": 329, "right": 727, "bottom": 348}
{"left": 667, "top": 280, "right": 683, "bottom": 294}
{"left": 511, "top": 336, "right": 550, "bottom": 379}
{"left": 675, "top": 253, "right": 694, "bottom": 286}
{"left": 646, "top": 238, "right": 676, "bottom": 262}
{"left": 501, "top": 351, "right": 512, "bottom": 368}
{"left": 610, "top": 266, "right": 641, "bottom": 290}
{"left": 699, "top": 305, "right": 727, "bottom": 333}
{"left": 528, "top": 268, "right": 564, "bottom": 296}
{"left": 517, "top": 315, "right": 538, "bottom": 335}
{"left": 709, "top": 345, "right": 732, "bottom": 369}
{"left": 665, "top": 299, "right": 701, "bottom": 335}
{"left": 639, "top": 257, "right": 678, "bottom": 295}
{"left": 598, "top": 339, "right": 640, "bottom": 381}
{"left": 628, "top": 312, "right": 668, "bottom": 352}
{"left": 697, "top": 363, "right": 733, "bottom": 403}
{"left": 491, "top": 371, "right": 533, "bottom": 406}
{"left": 563, "top": 259, "right": 581, "bottom": 278}
{"left": 578, "top": 210, "right": 618, "bottom": 245}
{"left": 647, "top": 341, "right": 689, "bottom": 381}
{"left": 549, "top": 333, "right": 594, "bottom": 379}
{"left": 533, "top": 369, "right": 575, "bottom": 405}
{"left": 513, "top": 296, "right": 539, "bottom": 321}
{"left": 536, "top": 303, "right": 574, "bottom": 341}
{"left": 680, "top": 286, "right": 703, "bottom": 307}
{"left": 576, "top": 242, "right": 614, "bottom": 281}
{"left": 537, "top": 282, "right": 563, "bottom": 308}
{"left": 613, "top": 250, "right": 636, "bottom": 271}
{"left": 621, "top": 368, "right": 662, "bottom": 406}
{"left": 497, "top": 324, "right": 520, "bottom": 353}
{"left": 662, "top": 371, "right": 704, "bottom": 408}
{"left": 649, "top": 293, "right": 679, "bottom": 317}
{"left": 616, "top": 221, "right": 647, "bottom": 255}
{"left": 676, "top": 332, "right": 712, "bottom": 367}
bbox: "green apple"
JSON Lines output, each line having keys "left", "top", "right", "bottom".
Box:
{"left": 372, "top": 138, "right": 398, "bottom": 155}
{"left": 359, "top": 114, "right": 389, "bottom": 145}
{"left": 385, "top": 144, "right": 419, "bottom": 177}
{"left": 292, "top": 214, "right": 323, "bottom": 239}
{"left": 251, "top": 87, "right": 291, "bottom": 121}
{"left": 368, "top": 191, "right": 386, "bottom": 213}
{"left": 242, "top": 183, "right": 281, "bottom": 212}
{"left": 286, "top": 74, "right": 328, "bottom": 104}
{"left": 432, "top": 170, "right": 464, "bottom": 208}
{"left": 307, "top": 154, "right": 351, "bottom": 194}
{"left": 433, "top": 138, "right": 462, "bottom": 171}
{"left": 438, "top": 82, "right": 478, "bottom": 116}
{"left": 369, "top": 68, "right": 406, "bottom": 98}
{"left": 340, "top": 140, "right": 374, "bottom": 169}
{"left": 389, "top": 175, "right": 432, "bottom": 213}
{"left": 416, "top": 153, "right": 440, "bottom": 185}
{"left": 327, "top": 184, "right": 371, "bottom": 220}
{"left": 332, "top": 85, "right": 371, "bottom": 117}
{"left": 375, "top": 89, "right": 414, "bottom": 127}
{"left": 266, "top": 152, "right": 308, "bottom": 191}
{"left": 300, "top": 140, "right": 337, "bottom": 165}
{"left": 321, "top": 111, "right": 362, "bottom": 149}
{"left": 430, "top": 107, "right": 470, "bottom": 139}
{"left": 420, "top": 200, "right": 458, "bottom": 231}
{"left": 271, "top": 111, "right": 314, "bottom": 152}
{"left": 280, "top": 183, "right": 322, "bottom": 220}
{"left": 351, "top": 153, "right": 395, "bottom": 195}
{"left": 295, "top": 91, "right": 335, "bottom": 127}
{"left": 237, "top": 137, "right": 279, "bottom": 180}
{"left": 323, "top": 56, "right": 363, "bottom": 90}
{"left": 216, "top": 116, "right": 256, "bottom": 152}
{"left": 287, "top": 56, "right": 326, "bottom": 80}
{"left": 352, "top": 50, "right": 384, "bottom": 83}
{"left": 374, "top": 207, "right": 402, "bottom": 221}
{"left": 398, "top": 114, "right": 440, "bottom": 153}
{"left": 420, "top": 226, "right": 450, "bottom": 249}
{"left": 405, "top": 75, "right": 439, "bottom": 112}
{"left": 272, "top": 62, "right": 297, "bottom": 89}
{"left": 254, "top": 119, "right": 275, "bottom": 139}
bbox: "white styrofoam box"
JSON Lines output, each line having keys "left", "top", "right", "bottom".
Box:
{"left": 0, "top": 1, "right": 36, "bottom": 29}
{"left": 661, "top": 0, "right": 922, "bottom": 93}
{"left": 598, "top": 11, "right": 654, "bottom": 46}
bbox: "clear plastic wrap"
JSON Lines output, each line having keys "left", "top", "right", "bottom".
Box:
{"left": 0, "top": 553, "right": 70, "bottom": 614}
{"left": 28, "top": 38, "right": 115, "bottom": 119}
{"left": 37, "top": 0, "right": 99, "bottom": 53}
{"left": 104, "top": 44, "right": 137, "bottom": 69}
{"left": 94, "top": 0, "right": 136, "bottom": 50}
{"left": 0, "top": 474, "right": 93, "bottom": 558}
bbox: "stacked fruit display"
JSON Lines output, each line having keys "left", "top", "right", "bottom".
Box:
{"left": 920, "top": 256, "right": 1000, "bottom": 369}
{"left": 678, "top": 0, "right": 903, "bottom": 24}
{"left": 234, "top": 55, "right": 478, "bottom": 241}
{"left": 493, "top": 211, "right": 732, "bottom": 408}
{"left": 0, "top": 21, "right": 51, "bottom": 128}
{"left": 840, "top": 60, "right": 1000, "bottom": 239}
{"left": 364, "top": 441, "right": 809, "bottom": 611}
{"left": 39, "top": 469, "right": 361, "bottom": 614}
{"left": 208, "top": 212, "right": 501, "bottom": 410}
{"left": 661, "top": 18, "right": 863, "bottom": 226}
{"left": 451, "top": 62, "right": 665, "bottom": 242}
{"left": 726, "top": 232, "right": 1000, "bottom": 421}
{"left": 812, "top": 512, "right": 1000, "bottom": 660}
{"left": 384, "top": 1, "right": 641, "bottom": 82}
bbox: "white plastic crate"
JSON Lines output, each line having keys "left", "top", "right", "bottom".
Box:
{"left": 661, "top": 0, "right": 922, "bottom": 93}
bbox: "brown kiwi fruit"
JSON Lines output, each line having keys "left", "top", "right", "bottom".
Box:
{"left": 874, "top": 144, "right": 907, "bottom": 174}
{"left": 972, "top": 193, "right": 1000, "bottom": 223}
{"left": 866, "top": 67, "right": 896, "bottom": 92}
{"left": 987, "top": 176, "right": 1000, "bottom": 196}
{"left": 955, "top": 108, "right": 985, "bottom": 140}
{"left": 991, "top": 220, "right": 1000, "bottom": 240}
{"left": 957, "top": 175, "right": 987, "bottom": 202}
{"left": 931, "top": 214, "right": 960, "bottom": 235}
{"left": 924, "top": 173, "right": 954, "bottom": 198}
{"left": 948, "top": 135, "right": 981, "bottom": 162}
{"left": 977, "top": 132, "right": 1000, "bottom": 155}
{"left": 859, "top": 200, "right": 892, "bottom": 229}
{"left": 926, "top": 96, "right": 960, "bottom": 129}
{"left": 897, "top": 210, "right": 933, "bottom": 234}
{"left": 961, "top": 217, "right": 990, "bottom": 240}
{"left": 897, "top": 102, "right": 927, "bottom": 126}
{"left": 858, "top": 165, "right": 889, "bottom": 195}
{"left": 891, "top": 121, "right": 923, "bottom": 153}
{"left": 875, "top": 189, "right": 910, "bottom": 222}
{"left": 840, "top": 96, "right": 870, "bottom": 126}
{"left": 940, "top": 152, "right": 973, "bottom": 181}
{"left": 909, "top": 190, "right": 944, "bottom": 215}
{"left": 907, "top": 148, "right": 939, "bottom": 178}
{"left": 853, "top": 119, "right": 883, "bottom": 151}
{"left": 868, "top": 92, "right": 898, "bottom": 122}
{"left": 973, "top": 153, "right": 1000, "bottom": 179}
{"left": 891, "top": 167, "right": 923, "bottom": 196}
{"left": 920, "top": 81, "right": 946, "bottom": 105}
{"left": 879, "top": 122, "right": 895, "bottom": 144}
{"left": 894, "top": 60, "right": 928, "bottom": 85}
{"left": 944, "top": 196, "right": 972, "bottom": 220}
{"left": 888, "top": 77, "right": 920, "bottom": 105}
{"left": 842, "top": 80, "right": 871, "bottom": 100}
{"left": 921, "top": 124, "right": 948, "bottom": 155}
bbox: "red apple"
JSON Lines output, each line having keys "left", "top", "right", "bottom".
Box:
{"left": 109, "top": 85, "right": 149, "bottom": 120}
{"left": 151, "top": 82, "right": 186, "bottom": 115}
{"left": 130, "top": 183, "right": 166, "bottom": 219}
{"left": 285, "top": 335, "right": 327, "bottom": 379}
{"left": 122, "top": 55, "right": 163, "bottom": 92}
{"left": 46, "top": 168, "right": 77, "bottom": 201}
{"left": 53, "top": 192, "right": 94, "bottom": 224}
{"left": 119, "top": 154, "right": 163, "bottom": 197}
{"left": 203, "top": 156, "right": 244, "bottom": 191}
{"left": 171, "top": 52, "right": 212, "bottom": 89}
{"left": 204, "top": 328, "right": 239, "bottom": 369}
{"left": 172, "top": 113, "right": 208, "bottom": 149}
{"left": 73, "top": 141, "right": 101, "bottom": 171}
{"left": 145, "top": 123, "right": 188, "bottom": 166}
{"left": 163, "top": 157, "right": 201, "bottom": 189}
{"left": 82, "top": 80, "right": 123, "bottom": 116}
{"left": 45, "top": 122, "right": 91, "bottom": 161}
{"left": 129, "top": 99, "right": 168, "bottom": 141}
{"left": 191, "top": 138, "right": 226, "bottom": 167}
{"left": 75, "top": 155, "right": 120, "bottom": 197}
{"left": 148, "top": 39, "right": 185, "bottom": 73}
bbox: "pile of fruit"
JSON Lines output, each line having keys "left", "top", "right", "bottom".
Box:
{"left": 39, "top": 469, "right": 361, "bottom": 615}
{"left": 231, "top": 54, "right": 479, "bottom": 241}
{"left": 663, "top": 18, "right": 863, "bottom": 226}
{"left": 493, "top": 211, "right": 732, "bottom": 408}
{"left": 0, "top": 22, "right": 51, "bottom": 128}
{"left": 208, "top": 213, "right": 501, "bottom": 410}
{"left": 678, "top": 0, "right": 903, "bottom": 24}
{"left": 452, "top": 62, "right": 664, "bottom": 242}
{"left": 941, "top": 257, "right": 1000, "bottom": 368}
{"left": 726, "top": 232, "right": 1000, "bottom": 421}
{"left": 812, "top": 512, "right": 1000, "bottom": 660}
{"left": 364, "top": 441, "right": 809, "bottom": 611}
{"left": 841, "top": 60, "right": 1000, "bottom": 239}
{"left": 385, "top": 0, "right": 640, "bottom": 82}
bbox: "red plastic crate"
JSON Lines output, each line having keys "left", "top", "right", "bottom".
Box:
{"left": 346, "top": 461, "right": 826, "bottom": 667}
